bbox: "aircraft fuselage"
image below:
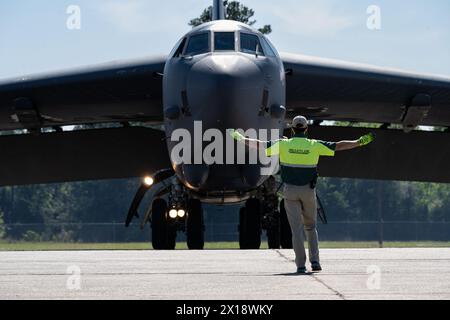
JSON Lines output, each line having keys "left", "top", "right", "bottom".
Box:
{"left": 163, "top": 21, "right": 286, "bottom": 200}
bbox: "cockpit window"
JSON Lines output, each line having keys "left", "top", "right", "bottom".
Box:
{"left": 185, "top": 33, "right": 210, "bottom": 56}
{"left": 260, "top": 37, "right": 278, "bottom": 58}
{"left": 214, "top": 32, "right": 235, "bottom": 51}
{"left": 172, "top": 38, "right": 187, "bottom": 58}
{"left": 240, "top": 33, "right": 264, "bottom": 56}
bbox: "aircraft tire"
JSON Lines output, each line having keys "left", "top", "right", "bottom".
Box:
{"left": 239, "top": 199, "right": 262, "bottom": 249}
{"left": 266, "top": 220, "right": 281, "bottom": 249}
{"left": 186, "top": 199, "right": 204, "bottom": 250}
{"left": 151, "top": 198, "right": 176, "bottom": 250}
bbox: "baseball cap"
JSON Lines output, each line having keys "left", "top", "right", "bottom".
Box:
{"left": 292, "top": 116, "right": 308, "bottom": 129}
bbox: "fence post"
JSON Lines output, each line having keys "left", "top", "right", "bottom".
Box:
{"left": 377, "top": 181, "right": 384, "bottom": 248}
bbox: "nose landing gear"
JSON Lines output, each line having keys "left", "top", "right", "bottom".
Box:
{"left": 151, "top": 197, "right": 205, "bottom": 250}
{"left": 125, "top": 169, "right": 205, "bottom": 250}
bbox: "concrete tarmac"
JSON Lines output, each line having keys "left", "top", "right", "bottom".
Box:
{"left": 0, "top": 248, "right": 449, "bottom": 300}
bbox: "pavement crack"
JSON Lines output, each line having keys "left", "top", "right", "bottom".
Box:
{"left": 311, "top": 275, "right": 346, "bottom": 300}
{"left": 275, "top": 249, "right": 291, "bottom": 262}
{"left": 275, "top": 250, "right": 346, "bottom": 300}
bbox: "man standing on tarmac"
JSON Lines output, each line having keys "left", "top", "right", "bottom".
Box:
{"left": 231, "top": 116, "right": 375, "bottom": 274}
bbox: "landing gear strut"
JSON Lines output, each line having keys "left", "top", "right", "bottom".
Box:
{"left": 261, "top": 181, "right": 281, "bottom": 249}
{"left": 263, "top": 200, "right": 281, "bottom": 249}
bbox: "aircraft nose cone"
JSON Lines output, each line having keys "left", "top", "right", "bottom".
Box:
{"left": 186, "top": 55, "right": 265, "bottom": 129}
{"left": 207, "top": 55, "right": 261, "bottom": 82}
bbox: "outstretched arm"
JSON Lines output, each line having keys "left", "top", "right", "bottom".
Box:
{"left": 229, "top": 130, "right": 269, "bottom": 150}
{"left": 336, "top": 140, "right": 360, "bottom": 151}
{"left": 336, "top": 133, "right": 375, "bottom": 152}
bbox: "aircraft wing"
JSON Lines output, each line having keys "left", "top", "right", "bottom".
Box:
{"left": 0, "top": 55, "right": 171, "bottom": 186}
{"left": 0, "top": 126, "right": 171, "bottom": 186}
{"left": 281, "top": 52, "right": 450, "bottom": 128}
{"left": 281, "top": 52, "right": 450, "bottom": 183}
{"left": 0, "top": 55, "right": 167, "bottom": 131}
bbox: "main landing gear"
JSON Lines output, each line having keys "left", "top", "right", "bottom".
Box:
{"left": 238, "top": 177, "right": 293, "bottom": 250}
{"left": 240, "top": 178, "right": 328, "bottom": 250}
{"left": 150, "top": 197, "right": 204, "bottom": 250}
{"left": 150, "top": 180, "right": 205, "bottom": 250}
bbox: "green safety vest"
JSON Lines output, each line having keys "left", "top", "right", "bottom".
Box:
{"left": 266, "top": 133, "right": 336, "bottom": 186}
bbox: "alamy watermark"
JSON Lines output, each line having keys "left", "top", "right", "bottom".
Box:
{"left": 66, "top": 5, "right": 81, "bottom": 30}
{"left": 170, "top": 122, "right": 280, "bottom": 176}
{"left": 366, "top": 265, "right": 381, "bottom": 290}
{"left": 367, "top": 5, "right": 381, "bottom": 31}
{"left": 66, "top": 265, "right": 81, "bottom": 290}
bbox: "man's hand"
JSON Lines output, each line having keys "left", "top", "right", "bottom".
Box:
{"left": 336, "top": 133, "right": 375, "bottom": 151}
{"left": 359, "top": 133, "right": 376, "bottom": 146}
{"left": 229, "top": 129, "right": 245, "bottom": 142}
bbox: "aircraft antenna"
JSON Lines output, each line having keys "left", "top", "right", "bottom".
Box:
{"left": 212, "top": 0, "right": 225, "bottom": 20}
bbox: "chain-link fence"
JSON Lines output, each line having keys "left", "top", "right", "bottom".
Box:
{"left": 2, "top": 221, "right": 449, "bottom": 243}
{"left": 317, "top": 221, "right": 450, "bottom": 242}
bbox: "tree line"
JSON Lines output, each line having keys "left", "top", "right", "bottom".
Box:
{"left": 0, "top": 178, "right": 448, "bottom": 241}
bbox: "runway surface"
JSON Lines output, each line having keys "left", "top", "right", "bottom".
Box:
{"left": 0, "top": 248, "right": 449, "bottom": 300}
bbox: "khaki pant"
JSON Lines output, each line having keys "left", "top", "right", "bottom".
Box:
{"left": 283, "top": 183, "right": 319, "bottom": 268}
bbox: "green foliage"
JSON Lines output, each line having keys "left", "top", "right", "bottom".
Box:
{"left": 22, "top": 230, "right": 41, "bottom": 242}
{"left": 317, "top": 178, "right": 450, "bottom": 222}
{"left": 189, "top": 1, "right": 272, "bottom": 35}
{"left": 0, "top": 179, "right": 140, "bottom": 241}
{"left": 0, "top": 174, "right": 449, "bottom": 242}
{"left": 330, "top": 122, "right": 382, "bottom": 128}
{"left": 329, "top": 121, "right": 447, "bottom": 133}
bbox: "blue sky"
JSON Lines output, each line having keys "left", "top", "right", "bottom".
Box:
{"left": 1, "top": 0, "right": 450, "bottom": 79}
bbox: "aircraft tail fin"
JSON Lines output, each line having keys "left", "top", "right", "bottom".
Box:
{"left": 212, "top": 0, "right": 225, "bottom": 20}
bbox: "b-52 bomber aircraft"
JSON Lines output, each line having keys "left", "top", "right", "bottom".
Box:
{"left": 1, "top": 0, "right": 450, "bottom": 249}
